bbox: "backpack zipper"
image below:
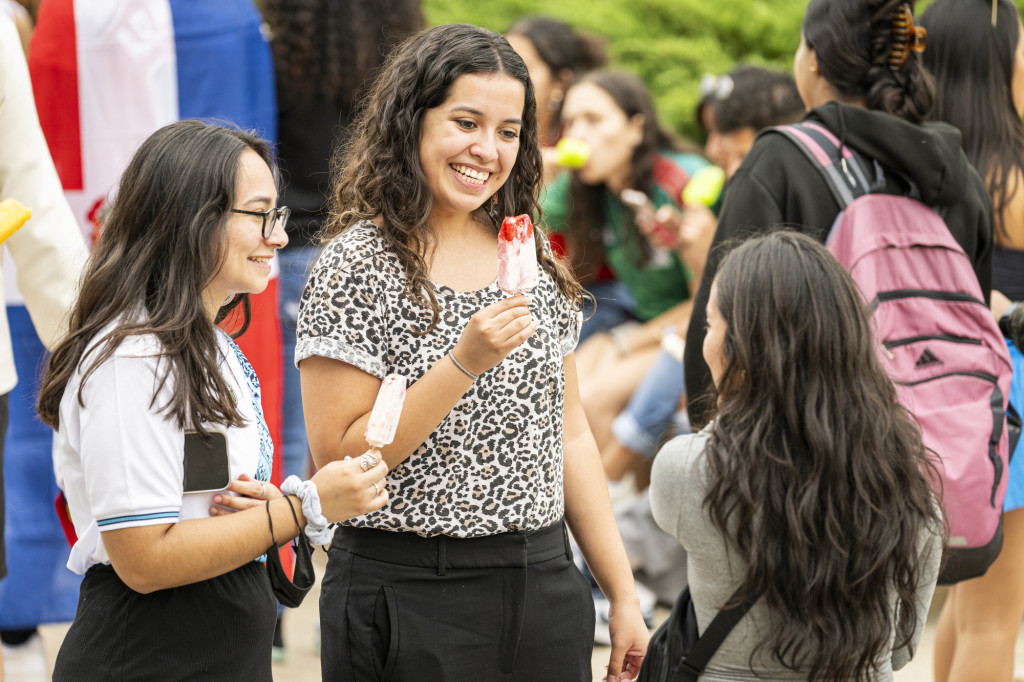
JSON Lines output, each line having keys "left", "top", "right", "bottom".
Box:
{"left": 883, "top": 334, "right": 984, "bottom": 350}
{"left": 875, "top": 289, "right": 986, "bottom": 306}
{"left": 895, "top": 370, "right": 998, "bottom": 386}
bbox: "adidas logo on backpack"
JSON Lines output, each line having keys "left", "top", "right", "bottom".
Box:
{"left": 773, "top": 121, "right": 1013, "bottom": 584}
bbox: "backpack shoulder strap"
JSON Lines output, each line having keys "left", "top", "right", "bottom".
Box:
{"left": 766, "top": 122, "right": 873, "bottom": 209}
{"left": 676, "top": 585, "right": 763, "bottom": 678}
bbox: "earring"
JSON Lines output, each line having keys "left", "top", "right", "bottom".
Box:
{"left": 810, "top": 64, "right": 817, "bottom": 73}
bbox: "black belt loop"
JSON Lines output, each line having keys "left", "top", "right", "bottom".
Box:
{"left": 437, "top": 536, "right": 447, "bottom": 576}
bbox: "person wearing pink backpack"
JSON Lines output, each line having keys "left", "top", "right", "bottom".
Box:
{"left": 684, "top": 0, "right": 994, "bottom": 426}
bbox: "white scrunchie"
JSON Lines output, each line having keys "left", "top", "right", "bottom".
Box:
{"left": 281, "top": 476, "right": 333, "bottom": 545}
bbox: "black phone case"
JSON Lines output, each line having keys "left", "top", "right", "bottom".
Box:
{"left": 183, "top": 431, "right": 230, "bottom": 493}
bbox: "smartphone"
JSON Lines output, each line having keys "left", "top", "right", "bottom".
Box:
{"left": 183, "top": 431, "right": 230, "bottom": 493}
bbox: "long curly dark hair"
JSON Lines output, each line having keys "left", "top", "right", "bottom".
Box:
{"left": 920, "top": 0, "right": 1024, "bottom": 242}
{"left": 804, "top": 0, "right": 934, "bottom": 123}
{"left": 323, "top": 23, "right": 583, "bottom": 332}
{"left": 565, "top": 70, "right": 685, "bottom": 282}
{"left": 703, "top": 231, "right": 942, "bottom": 681}
{"left": 38, "top": 121, "right": 274, "bottom": 435}
{"left": 262, "top": 0, "right": 424, "bottom": 107}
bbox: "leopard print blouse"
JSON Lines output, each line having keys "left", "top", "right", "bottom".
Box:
{"left": 295, "top": 221, "right": 581, "bottom": 537}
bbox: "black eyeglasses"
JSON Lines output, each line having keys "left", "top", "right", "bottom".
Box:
{"left": 230, "top": 206, "right": 291, "bottom": 238}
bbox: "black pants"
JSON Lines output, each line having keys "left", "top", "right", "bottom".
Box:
{"left": 54, "top": 560, "right": 276, "bottom": 681}
{"left": 321, "top": 520, "right": 595, "bottom": 682}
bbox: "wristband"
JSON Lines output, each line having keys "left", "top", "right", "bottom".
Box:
{"left": 281, "top": 476, "right": 334, "bottom": 545}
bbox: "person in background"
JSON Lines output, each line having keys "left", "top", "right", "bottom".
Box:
{"left": 652, "top": 230, "right": 942, "bottom": 680}
{"left": 298, "top": 24, "right": 649, "bottom": 681}
{"left": 920, "top": 1, "right": 1024, "bottom": 679}
{"left": 541, "top": 70, "right": 708, "bottom": 464}
{"left": 593, "top": 62, "right": 805, "bottom": 635}
{"left": 683, "top": 0, "right": 993, "bottom": 427}
{"left": 260, "top": 0, "right": 424, "bottom": 658}
{"left": 38, "top": 120, "right": 388, "bottom": 682}
{"left": 0, "top": 13, "right": 88, "bottom": 680}
{"left": 504, "top": 15, "right": 607, "bottom": 182}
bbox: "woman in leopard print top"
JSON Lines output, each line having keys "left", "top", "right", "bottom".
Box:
{"left": 296, "top": 23, "right": 648, "bottom": 682}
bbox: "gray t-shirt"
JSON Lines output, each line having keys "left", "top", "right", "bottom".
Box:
{"left": 650, "top": 427, "right": 942, "bottom": 681}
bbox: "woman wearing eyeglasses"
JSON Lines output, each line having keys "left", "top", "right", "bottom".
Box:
{"left": 37, "top": 120, "right": 389, "bottom": 682}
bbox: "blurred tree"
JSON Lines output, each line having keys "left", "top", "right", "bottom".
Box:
{"left": 423, "top": 0, "right": 805, "bottom": 142}
{"left": 422, "top": 0, "right": 1022, "bottom": 142}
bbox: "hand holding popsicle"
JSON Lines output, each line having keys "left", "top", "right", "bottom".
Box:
{"left": 450, "top": 295, "right": 537, "bottom": 378}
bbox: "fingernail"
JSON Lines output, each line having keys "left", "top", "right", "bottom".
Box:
{"left": 212, "top": 495, "right": 221, "bottom": 504}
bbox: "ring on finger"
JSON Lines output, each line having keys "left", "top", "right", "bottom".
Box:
{"left": 258, "top": 482, "right": 266, "bottom": 499}
{"left": 372, "top": 481, "right": 381, "bottom": 496}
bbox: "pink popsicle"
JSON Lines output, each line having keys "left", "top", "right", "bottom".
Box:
{"left": 497, "top": 214, "right": 539, "bottom": 294}
{"left": 363, "top": 374, "right": 407, "bottom": 449}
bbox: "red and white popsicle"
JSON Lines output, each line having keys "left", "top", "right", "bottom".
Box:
{"left": 363, "top": 374, "right": 407, "bottom": 453}
{"left": 497, "top": 214, "right": 539, "bottom": 294}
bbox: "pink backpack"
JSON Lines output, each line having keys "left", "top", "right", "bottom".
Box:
{"left": 774, "top": 122, "right": 1013, "bottom": 584}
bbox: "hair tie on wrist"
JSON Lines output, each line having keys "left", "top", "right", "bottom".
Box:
{"left": 264, "top": 500, "right": 277, "bottom": 547}
{"left": 281, "top": 476, "right": 334, "bottom": 545}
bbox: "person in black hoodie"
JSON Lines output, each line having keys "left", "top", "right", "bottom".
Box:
{"left": 683, "top": 0, "right": 994, "bottom": 427}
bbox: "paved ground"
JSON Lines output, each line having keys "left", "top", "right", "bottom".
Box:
{"left": 25, "top": 560, "right": 1024, "bottom": 681}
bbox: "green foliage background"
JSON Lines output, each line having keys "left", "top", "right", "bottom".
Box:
{"left": 421, "top": 0, "right": 1014, "bottom": 143}
{"left": 422, "top": 0, "right": 802, "bottom": 142}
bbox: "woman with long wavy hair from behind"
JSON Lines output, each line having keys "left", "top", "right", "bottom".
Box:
{"left": 651, "top": 231, "right": 944, "bottom": 681}
{"left": 920, "top": 1, "right": 1024, "bottom": 679}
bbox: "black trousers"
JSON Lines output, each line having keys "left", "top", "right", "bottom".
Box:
{"left": 54, "top": 560, "right": 276, "bottom": 681}
{"left": 320, "top": 520, "right": 595, "bottom": 682}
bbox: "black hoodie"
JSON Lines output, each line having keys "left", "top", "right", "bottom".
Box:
{"left": 684, "top": 101, "right": 995, "bottom": 427}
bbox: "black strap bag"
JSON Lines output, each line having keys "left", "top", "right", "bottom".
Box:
{"left": 637, "top": 584, "right": 761, "bottom": 682}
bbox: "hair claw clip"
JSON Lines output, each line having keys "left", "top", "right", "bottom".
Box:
{"left": 889, "top": 4, "right": 926, "bottom": 71}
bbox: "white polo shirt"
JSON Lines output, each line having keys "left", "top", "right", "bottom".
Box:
{"left": 57, "top": 326, "right": 264, "bottom": 574}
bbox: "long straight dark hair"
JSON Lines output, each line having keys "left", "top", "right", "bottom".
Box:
{"left": 565, "top": 70, "right": 684, "bottom": 281}
{"left": 703, "top": 231, "right": 942, "bottom": 681}
{"left": 324, "top": 23, "right": 583, "bottom": 332}
{"left": 920, "top": 0, "right": 1024, "bottom": 241}
{"left": 38, "top": 120, "right": 275, "bottom": 434}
